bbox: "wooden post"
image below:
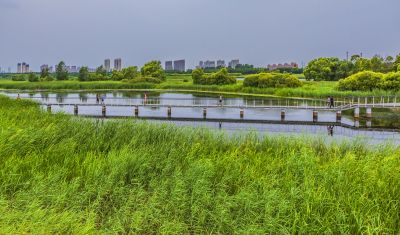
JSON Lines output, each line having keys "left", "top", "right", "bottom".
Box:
{"left": 313, "top": 110, "right": 318, "bottom": 123}
{"left": 167, "top": 106, "right": 172, "bottom": 119}
{"left": 240, "top": 109, "right": 244, "bottom": 119}
{"left": 102, "top": 105, "right": 106, "bottom": 117}
{"left": 281, "top": 109, "right": 285, "bottom": 121}
{"left": 134, "top": 106, "right": 139, "bottom": 117}
{"left": 74, "top": 105, "right": 78, "bottom": 116}
{"left": 336, "top": 110, "right": 342, "bottom": 123}
{"left": 47, "top": 104, "right": 51, "bottom": 113}
{"left": 203, "top": 108, "right": 207, "bottom": 119}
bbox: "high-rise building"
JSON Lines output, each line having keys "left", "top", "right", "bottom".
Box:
{"left": 199, "top": 61, "right": 204, "bottom": 69}
{"left": 228, "top": 59, "right": 240, "bottom": 69}
{"left": 17, "top": 63, "right": 22, "bottom": 73}
{"left": 104, "top": 59, "right": 111, "bottom": 72}
{"left": 173, "top": 60, "right": 185, "bottom": 72}
{"left": 165, "top": 61, "right": 173, "bottom": 71}
{"left": 25, "top": 64, "right": 30, "bottom": 73}
{"left": 217, "top": 60, "right": 226, "bottom": 67}
{"left": 114, "top": 58, "right": 122, "bottom": 71}
{"left": 204, "top": 60, "right": 216, "bottom": 69}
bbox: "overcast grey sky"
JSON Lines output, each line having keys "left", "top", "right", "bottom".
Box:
{"left": 0, "top": 0, "right": 399, "bottom": 71}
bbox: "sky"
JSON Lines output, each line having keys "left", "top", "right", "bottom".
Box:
{"left": 0, "top": 0, "right": 399, "bottom": 71}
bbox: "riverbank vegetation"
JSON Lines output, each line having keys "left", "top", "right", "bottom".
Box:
{"left": 192, "top": 68, "right": 236, "bottom": 85}
{"left": 304, "top": 54, "right": 400, "bottom": 81}
{"left": 243, "top": 72, "right": 302, "bottom": 88}
{"left": 0, "top": 95, "right": 399, "bottom": 233}
{"left": 338, "top": 71, "right": 400, "bottom": 91}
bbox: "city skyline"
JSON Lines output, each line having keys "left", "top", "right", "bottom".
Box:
{"left": 0, "top": 0, "right": 399, "bottom": 70}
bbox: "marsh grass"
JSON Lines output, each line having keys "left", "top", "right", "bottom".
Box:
{"left": 0, "top": 96, "right": 399, "bottom": 233}
{"left": 2, "top": 77, "right": 400, "bottom": 99}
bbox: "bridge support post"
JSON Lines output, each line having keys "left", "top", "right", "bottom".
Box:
{"left": 336, "top": 110, "right": 342, "bottom": 123}
{"left": 102, "top": 105, "right": 106, "bottom": 117}
{"left": 354, "top": 107, "right": 360, "bottom": 120}
{"left": 240, "top": 109, "right": 244, "bottom": 119}
{"left": 134, "top": 106, "right": 139, "bottom": 117}
{"left": 366, "top": 107, "right": 372, "bottom": 118}
{"left": 354, "top": 120, "right": 360, "bottom": 128}
{"left": 167, "top": 106, "right": 172, "bottom": 119}
{"left": 313, "top": 110, "right": 318, "bottom": 123}
{"left": 366, "top": 120, "right": 372, "bottom": 128}
{"left": 47, "top": 104, "right": 51, "bottom": 113}
{"left": 74, "top": 105, "right": 78, "bottom": 116}
{"left": 203, "top": 108, "right": 207, "bottom": 119}
{"left": 281, "top": 109, "right": 285, "bottom": 121}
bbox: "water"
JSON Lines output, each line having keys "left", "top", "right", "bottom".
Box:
{"left": 2, "top": 91, "right": 400, "bottom": 143}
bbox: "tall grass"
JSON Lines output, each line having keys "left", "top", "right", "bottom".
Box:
{"left": 2, "top": 78, "right": 400, "bottom": 99}
{"left": 0, "top": 96, "right": 399, "bottom": 233}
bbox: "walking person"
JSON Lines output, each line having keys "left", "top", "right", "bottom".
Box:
{"left": 101, "top": 95, "right": 105, "bottom": 104}
{"left": 219, "top": 95, "right": 223, "bottom": 106}
{"left": 144, "top": 93, "right": 148, "bottom": 105}
{"left": 327, "top": 96, "right": 331, "bottom": 108}
{"left": 330, "top": 97, "right": 335, "bottom": 108}
{"left": 96, "top": 94, "right": 100, "bottom": 104}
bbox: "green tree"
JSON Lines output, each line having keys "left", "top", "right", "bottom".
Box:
{"left": 141, "top": 61, "right": 165, "bottom": 80}
{"left": 192, "top": 68, "right": 204, "bottom": 84}
{"left": 370, "top": 55, "right": 384, "bottom": 72}
{"left": 111, "top": 70, "right": 124, "bottom": 81}
{"left": 40, "top": 67, "right": 49, "bottom": 78}
{"left": 78, "top": 67, "right": 90, "bottom": 82}
{"left": 304, "top": 58, "right": 344, "bottom": 81}
{"left": 55, "top": 61, "right": 68, "bottom": 81}
{"left": 122, "top": 66, "right": 139, "bottom": 80}
{"left": 28, "top": 73, "right": 39, "bottom": 82}
{"left": 96, "top": 66, "right": 107, "bottom": 77}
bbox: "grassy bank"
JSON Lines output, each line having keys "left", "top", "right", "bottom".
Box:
{"left": 0, "top": 96, "right": 400, "bottom": 233}
{"left": 2, "top": 75, "right": 400, "bottom": 98}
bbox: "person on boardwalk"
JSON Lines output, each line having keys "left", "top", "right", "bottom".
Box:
{"left": 101, "top": 95, "right": 105, "bottom": 104}
{"left": 144, "top": 93, "right": 148, "bottom": 105}
{"left": 330, "top": 97, "right": 335, "bottom": 108}
{"left": 327, "top": 97, "right": 331, "bottom": 108}
{"left": 96, "top": 94, "right": 100, "bottom": 104}
{"left": 219, "top": 95, "right": 223, "bottom": 106}
{"left": 17, "top": 94, "right": 20, "bottom": 100}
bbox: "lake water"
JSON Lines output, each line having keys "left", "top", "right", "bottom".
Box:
{"left": 2, "top": 91, "right": 399, "bottom": 144}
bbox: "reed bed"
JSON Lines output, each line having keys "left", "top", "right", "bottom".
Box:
{"left": 0, "top": 96, "right": 399, "bottom": 234}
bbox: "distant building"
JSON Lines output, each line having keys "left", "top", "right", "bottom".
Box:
{"left": 17, "top": 63, "right": 22, "bottom": 73}
{"left": 104, "top": 59, "right": 111, "bottom": 72}
{"left": 114, "top": 58, "right": 122, "bottom": 71}
{"left": 228, "top": 59, "right": 240, "bottom": 69}
{"left": 217, "top": 60, "right": 226, "bottom": 67}
{"left": 17, "top": 62, "right": 30, "bottom": 73}
{"left": 204, "top": 60, "right": 216, "bottom": 69}
{"left": 199, "top": 61, "right": 204, "bottom": 69}
{"left": 267, "top": 62, "right": 298, "bottom": 71}
{"left": 173, "top": 60, "right": 185, "bottom": 72}
{"left": 165, "top": 61, "right": 173, "bottom": 71}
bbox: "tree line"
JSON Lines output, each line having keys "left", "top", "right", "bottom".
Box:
{"left": 304, "top": 54, "right": 400, "bottom": 81}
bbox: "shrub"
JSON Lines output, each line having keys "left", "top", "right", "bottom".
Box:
{"left": 192, "top": 68, "right": 236, "bottom": 85}
{"left": 243, "top": 73, "right": 302, "bottom": 88}
{"left": 338, "top": 71, "right": 383, "bottom": 91}
{"left": 28, "top": 73, "right": 39, "bottom": 82}
{"left": 11, "top": 75, "right": 26, "bottom": 81}
{"left": 381, "top": 72, "right": 400, "bottom": 91}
